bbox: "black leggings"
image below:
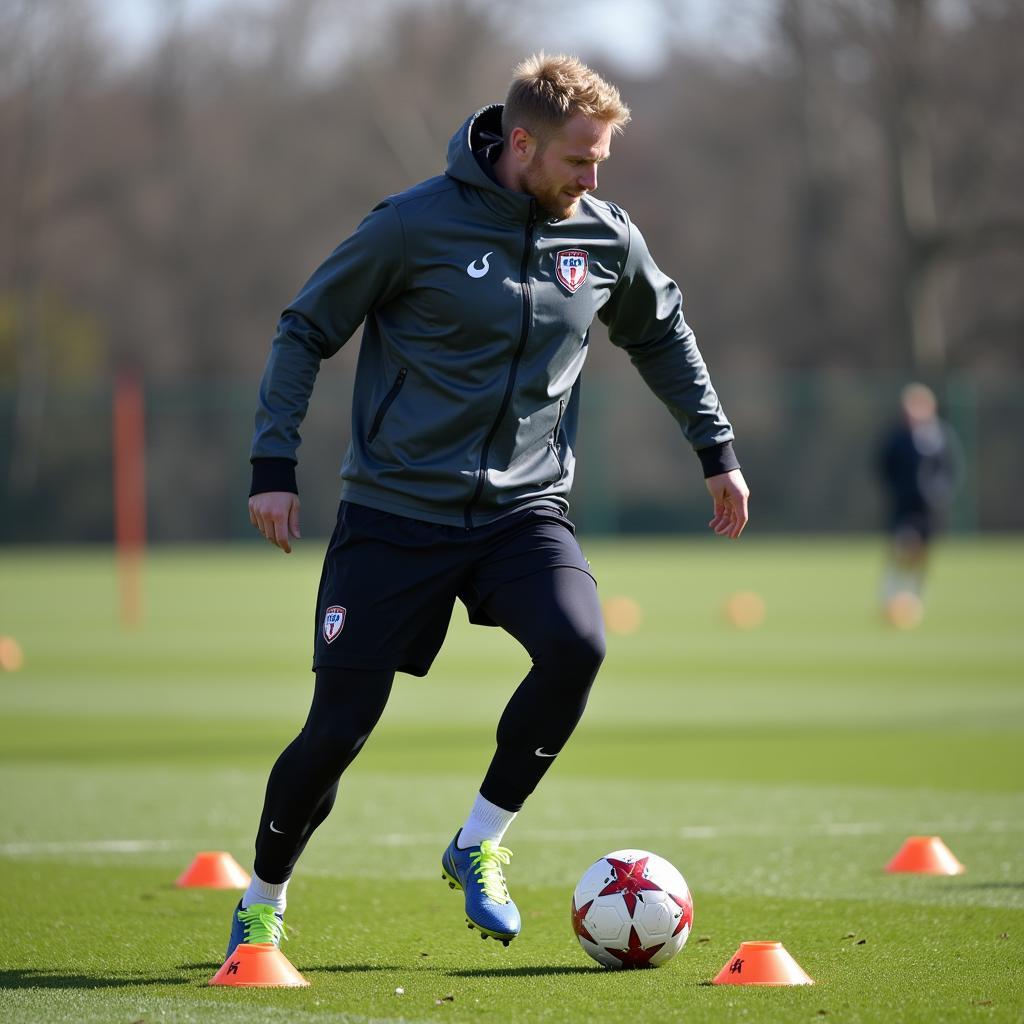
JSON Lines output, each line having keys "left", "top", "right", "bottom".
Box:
{"left": 253, "top": 566, "right": 605, "bottom": 883}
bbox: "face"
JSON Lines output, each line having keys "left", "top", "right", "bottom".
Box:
{"left": 901, "top": 384, "right": 937, "bottom": 425}
{"left": 516, "top": 113, "right": 613, "bottom": 220}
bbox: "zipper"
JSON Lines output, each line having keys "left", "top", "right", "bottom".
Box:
{"left": 547, "top": 398, "right": 566, "bottom": 474}
{"left": 464, "top": 205, "right": 536, "bottom": 529}
{"left": 366, "top": 367, "right": 407, "bottom": 443}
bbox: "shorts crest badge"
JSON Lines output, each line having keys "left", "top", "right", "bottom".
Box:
{"left": 323, "top": 605, "right": 346, "bottom": 644}
{"left": 555, "top": 249, "right": 588, "bottom": 294}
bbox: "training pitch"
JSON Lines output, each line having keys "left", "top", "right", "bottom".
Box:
{"left": 1, "top": 537, "right": 1022, "bottom": 1022}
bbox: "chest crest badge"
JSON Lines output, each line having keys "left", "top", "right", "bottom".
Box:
{"left": 555, "top": 249, "right": 588, "bottom": 294}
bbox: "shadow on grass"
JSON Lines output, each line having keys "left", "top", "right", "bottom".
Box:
{"left": 308, "top": 963, "right": 412, "bottom": 975}
{"left": 307, "top": 963, "right": 600, "bottom": 978}
{"left": 446, "top": 965, "right": 600, "bottom": 978}
{"left": 954, "top": 882, "right": 1024, "bottom": 890}
{"left": 0, "top": 968, "right": 189, "bottom": 990}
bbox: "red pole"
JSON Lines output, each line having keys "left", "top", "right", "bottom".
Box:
{"left": 113, "top": 369, "right": 146, "bottom": 627}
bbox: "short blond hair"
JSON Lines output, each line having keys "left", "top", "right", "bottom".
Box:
{"left": 502, "top": 53, "right": 631, "bottom": 146}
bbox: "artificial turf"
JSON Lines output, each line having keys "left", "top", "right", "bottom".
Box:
{"left": 1, "top": 537, "right": 1021, "bottom": 1022}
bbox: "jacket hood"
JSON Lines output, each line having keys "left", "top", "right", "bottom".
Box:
{"left": 445, "top": 104, "right": 534, "bottom": 220}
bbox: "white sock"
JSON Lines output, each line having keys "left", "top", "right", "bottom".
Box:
{"left": 882, "top": 568, "right": 916, "bottom": 602}
{"left": 458, "top": 792, "right": 517, "bottom": 848}
{"left": 241, "top": 872, "right": 289, "bottom": 915}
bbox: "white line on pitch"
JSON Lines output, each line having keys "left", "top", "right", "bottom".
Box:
{"left": 2, "top": 818, "right": 1019, "bottom": 857}
{"left": 0, "top": 838, "right": 185, "bottom": 855}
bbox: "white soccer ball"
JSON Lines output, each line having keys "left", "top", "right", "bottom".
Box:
{"left": 571, "top": 849, "right": 693, "bottom": 969}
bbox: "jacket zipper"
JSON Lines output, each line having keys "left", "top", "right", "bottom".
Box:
{"left": 464, "top": 206, "right": 535, "bottom": 528}
{"left": 547, "top": 398, "right": 566, "bottom": 472}
{"left": 366, "top": 367, "right": 407, "bottom": 443}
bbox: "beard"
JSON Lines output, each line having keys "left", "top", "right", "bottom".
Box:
{"left": 521, "top": 157, "right": 582, "bottom": 221}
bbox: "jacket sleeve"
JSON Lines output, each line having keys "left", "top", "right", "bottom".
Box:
{"left": 250, "top": 202, "right": 407, "bottom": 494}
{"left": 598, "top": 218, "right": 738, "bottom": 478}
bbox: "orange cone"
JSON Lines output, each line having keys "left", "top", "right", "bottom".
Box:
{"left": 722, "top": 591, "right": 766, "bottom": 630}
{"left": 602, "top": 596, "right": 643, "bottom": 634}
{"left": 885, "top": 835, "right": 965, "bottom": 875}
{"left": 209, "top": 943, "right": 309, "bottom": 987}
{"left": 175, "top": 851, "right": 250, "bottom": 888}
{"left": 713, "top": 941, "right": 813, "bottom": 986}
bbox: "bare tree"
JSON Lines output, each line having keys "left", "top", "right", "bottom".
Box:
{"left": 2, "top": 0, "right": 108, "bottom": 490}
{"left": 846, "top": 0, "right": 1024, "bottom": 370}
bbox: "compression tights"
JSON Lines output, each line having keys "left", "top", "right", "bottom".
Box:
{"left": 253, "top": 566, "right": 605, "bottom": 883}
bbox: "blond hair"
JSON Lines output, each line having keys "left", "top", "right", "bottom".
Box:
{"left": 502, "top": 53, "right": 631, "bottom": 147}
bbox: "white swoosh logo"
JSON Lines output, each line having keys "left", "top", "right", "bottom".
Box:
{"left": 268, "top": 820, "right": 285, "bottom": 834}
{"left": 466, "top": 251, "right": 493, "bottom": 278}
{"left": 534, "top": 747, "right": 557, "bottom": 758}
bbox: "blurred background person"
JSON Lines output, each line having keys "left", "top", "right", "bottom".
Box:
{"left": 877, "top": 382, "right": 962, "bottom": 625}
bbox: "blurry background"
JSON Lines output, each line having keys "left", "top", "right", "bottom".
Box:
{"left": 1, "top": 0, "right": 1022, "bottom": 542}
{"left": 2, "top": 8, "right": 1022, "bottom": 1016}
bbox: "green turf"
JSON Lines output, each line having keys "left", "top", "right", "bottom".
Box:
{"left": 1, "top": 537, "right": 1022, "bottom": 1023}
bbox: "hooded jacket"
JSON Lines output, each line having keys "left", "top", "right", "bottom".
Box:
{"left": 251, "top": 105, "right": 738, "bottom": 528}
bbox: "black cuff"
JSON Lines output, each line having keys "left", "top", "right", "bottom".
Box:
{"left": 697, "top": 441, "right": 740, "bottom": 479}
{"left": 250, "top": 457, "right": 298, "bottom": 496}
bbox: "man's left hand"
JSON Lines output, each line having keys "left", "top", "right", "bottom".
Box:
{"left": 705, "top": 469, "right": 749, "bottom": 539}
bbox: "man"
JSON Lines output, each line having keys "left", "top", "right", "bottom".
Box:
{"left": 877, "top": 382, "right": 961, "bottom": 625}
{"left": 228, "top": 53, "right": 749, "bottom": 959}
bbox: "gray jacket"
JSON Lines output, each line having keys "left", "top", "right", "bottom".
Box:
{"left": 251, "top": 104, "right": 737, "bottom": 528}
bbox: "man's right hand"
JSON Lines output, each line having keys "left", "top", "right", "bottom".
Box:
{"left": 249, "top": 492, "right": 301, "bottom": 554}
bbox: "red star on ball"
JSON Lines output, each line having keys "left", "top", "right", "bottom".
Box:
{"left": 571, "top": 896, "right": 596, "bottom": 943}
{"left": 607, "top": 926, "right": 664, "bottom": 968}
{"left": 669, "top": 892, "right": 693, "bottom": 936}
{"left": 598, "top": 856, "right": 662, "bottom": 916}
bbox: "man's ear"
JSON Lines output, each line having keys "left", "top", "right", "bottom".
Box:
{"left": 507, "top": 126, "right": 536, "bottom": 163}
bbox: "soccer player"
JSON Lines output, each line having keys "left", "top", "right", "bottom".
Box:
{"left": 877, "top": 382, "right": 961, "bottom": 623}
{"left": 227, "top": 53, "right": 749, "bottom": 958}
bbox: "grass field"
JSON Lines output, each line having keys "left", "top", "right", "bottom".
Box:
{"left": 1, "top": 536, "right": 1022, "bottom": 1023}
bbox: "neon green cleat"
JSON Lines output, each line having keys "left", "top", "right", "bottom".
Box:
{"left": 225, "top": 901, "right": 286, "bottom": 959}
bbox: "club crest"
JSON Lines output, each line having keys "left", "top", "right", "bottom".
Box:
{"left": 555, "top": 249, "right": 588, "bottom": 294}
{"left": 323, "top": 605, "right": 346, "bottom": 644}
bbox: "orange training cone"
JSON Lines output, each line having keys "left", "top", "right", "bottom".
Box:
{"left": 713, "top": 941, "right": 813, "bottom": 986}
{"left": 885, "top": 836, "right": 965, "bottom": 875}
{"left": 175, "top": 851, "right": 251, "bottom": 888}
{"left": 209, "top": 943, "right": 309, "bottom": 987}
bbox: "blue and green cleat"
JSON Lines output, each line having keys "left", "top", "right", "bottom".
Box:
{"left": 441, "top": 831, "right": 521, "bottom": 945}
{"left": 225, "top": 900, "right": 287, "bottom": 960}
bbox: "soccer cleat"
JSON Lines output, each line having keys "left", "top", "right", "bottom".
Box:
{"left": 225, "top": 900, "right": 287, "bottom": 960}
{"left": 440, "top": 831, "right": 521, "bottom": 945}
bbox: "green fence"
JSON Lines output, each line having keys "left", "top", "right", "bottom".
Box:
{"left": 0, "top": 371, "right": 1019, "bottom": 543}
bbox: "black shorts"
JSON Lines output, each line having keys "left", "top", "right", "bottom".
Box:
{"left": 312, "top": 502, "right": 595, "bottom": 676}
{"left": 890, "top": 508, "right": 937, "bottom": 543}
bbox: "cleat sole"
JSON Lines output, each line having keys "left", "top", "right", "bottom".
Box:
{"left": 467, "top": 918, "right": 516, "bottom": 944}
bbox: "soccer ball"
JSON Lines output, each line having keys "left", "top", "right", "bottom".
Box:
{"left": 571, "top": 849, "right": 693, "bottom": 969}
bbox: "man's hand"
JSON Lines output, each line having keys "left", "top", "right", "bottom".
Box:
{"left": 249, "top": 491, "right": 301, "bottom": 553}
{"left": 705, "top": 469, "right": 749, "bottom": 539}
